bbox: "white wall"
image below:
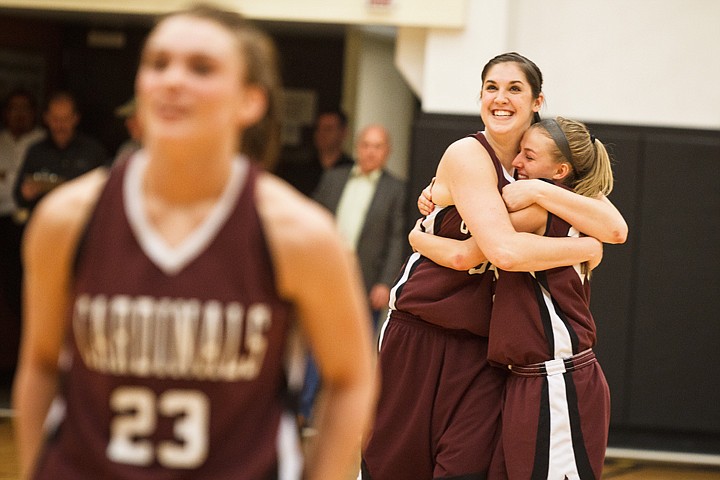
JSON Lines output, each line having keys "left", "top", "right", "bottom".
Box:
{"left": 413, "top": 0, "right": 511, "bottom": 116}
{"left": 400, "top": 0, "right": 720, "bottom": 130}
{"left": 344, "top": 28, "right": 415, "bottom": 180}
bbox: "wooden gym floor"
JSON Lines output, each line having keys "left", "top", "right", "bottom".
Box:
{"left": 0, "top": 380, "right": 718, "bottom": 479}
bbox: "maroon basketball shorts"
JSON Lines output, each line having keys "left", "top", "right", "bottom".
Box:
{"left": 502, "top": 353, "right": 610, "bottom": 480}
{"left": 362, "top": 310, "right": 508, "bottom": 479}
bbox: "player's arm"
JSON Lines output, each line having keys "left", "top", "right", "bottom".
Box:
{"left": 408, "top": 203, "right": 548, "bottom": 271}
{"left": 408, "top": 218, "right": 483, "bottom": 270}
{"left": 432, "top": 138, "right": 602, "bottom": 272}
{"left": 257, "top": 174, "right": 376, "bottom": 480}
{"left": 13, "top": 169, "right": 107, "bottom": 479}
{"left": 502, "top": 179, "right": 627, "bottom": 244}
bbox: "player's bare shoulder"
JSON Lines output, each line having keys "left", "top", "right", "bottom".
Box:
{"left": 255, "top": 171, "right": 338, "bottom": 251}
{"left": 255, "top": 172, "right": 350, "bottom": 295}
{"left": 24, "top": 167, "right": 109, "bottom": 259}
{"left": 445, "top": 136, "right": 491, "bottom": 163}
{"left": 434, "top": 136, "right": 493, "bottom": 204}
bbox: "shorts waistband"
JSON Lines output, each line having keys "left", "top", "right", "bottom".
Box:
{"left": 388, "top": 310, "right": 482, "bottom": 338}
{"left": 509, "top": 349, "right": 596, "bottom": 377}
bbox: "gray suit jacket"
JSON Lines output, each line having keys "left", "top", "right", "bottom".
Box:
{"left": 313, "top": 165, "right": 406, "bottom": 295}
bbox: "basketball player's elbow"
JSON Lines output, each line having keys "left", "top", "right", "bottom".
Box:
{"left": 483, "top": 245, "right": 521, "bottom": 272}
{"left": 608, "top": 223, "right": 628, "bottom": 244}
{"left": 448, "top": 252, "right": 477, "bottom": 271}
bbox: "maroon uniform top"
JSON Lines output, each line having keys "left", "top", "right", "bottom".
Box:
{"left": 388, "top": 132, "right": 513, "bottom": 336}
{"left": 488, "top": 200, "right": 597, "bottom": 366}
{"left": 33, "top": 153, "right": 297, "bottom": 480}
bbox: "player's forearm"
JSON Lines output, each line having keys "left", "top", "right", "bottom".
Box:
{"left": 411, "top": 230, "right": 485, "bottom": 271}
{"left": 303, "top": 377, "right": 376, "bottom": 480}
{"left": 485, "top": 233, "right": 601, "bottom": 272}
{"left": 13, "top": 363, "right": 58, "bottom": 479}
{"left": 535, "top": 187, "right": 627, "bottom": 244}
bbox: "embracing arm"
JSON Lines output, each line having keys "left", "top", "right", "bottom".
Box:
{"left": 408, "top": 218, "right": 484, "bottom": 270}
{"left": 258, "top": 174, "right": 376, "bottom": 480}
{"left": 409, "top": 203, "right": 549, "bottom": 271}
{"left": 13, "top": 169, "right": 107, "bottom": 479}
{"left": 502, "top": 179, "right": 628, "bottom": 244}
{"left": 432, "top": 138, "right": 602, "bottom": 272}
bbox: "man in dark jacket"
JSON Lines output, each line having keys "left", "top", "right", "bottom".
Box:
{"left": 14, "top": 91, "right": 108, "bottom": 214}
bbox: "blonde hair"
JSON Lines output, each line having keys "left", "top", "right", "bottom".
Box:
{"left": 149, "top": 3, "right": 283, "bottom": 169}
{"left": 531, "top": 117, "right": 615, "bottom": 276}
{"left": 531, "top": 116, "right": 614, "bottom": 198}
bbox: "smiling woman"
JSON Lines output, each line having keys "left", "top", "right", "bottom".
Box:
{"left": 12, "top": 5, "right": 375, "bottom": 480}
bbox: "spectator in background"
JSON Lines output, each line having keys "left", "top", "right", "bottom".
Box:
{"left": 314, "top": 123, "right": 406, "bottom": 325}
{"left": 300, "top": 123, "right": 406, "bottom": 428}
{"left": 112, "top": 97, "right": 143, "bottom": 165}
{"left": 275, "top": 109, "right": 353, "bottom": 196}
{"left": 311, "top": 109, "right": 354, "bottom": 170}
{"left": 13, "top": 91, "right": 108, "bottom": 214}
{"left": 0, "top": 88, "right": 45, "bottom": 377}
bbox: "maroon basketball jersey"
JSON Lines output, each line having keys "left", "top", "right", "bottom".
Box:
{"left": 488, "top": 206, "right": 597, "bottom": 366}
{"left": 33, "top": 154, "right": 299, "bottom": 479}
{"left": 388, "top": 132, "right": 513, "bottom": 336}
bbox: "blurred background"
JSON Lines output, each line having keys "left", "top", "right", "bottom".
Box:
{"left": 0, "top": 0, "right": 717, "bottom": 472}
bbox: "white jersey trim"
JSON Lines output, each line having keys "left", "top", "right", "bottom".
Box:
{"left": 124, "top": 151, "right": 249, "bottom": 276}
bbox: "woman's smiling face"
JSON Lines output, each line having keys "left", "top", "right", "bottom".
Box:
{"left": 480, "top": 61, "right": 543, "bottom": 138}
{"left": 512, "top": 127, "right": 569, "bottom": 182}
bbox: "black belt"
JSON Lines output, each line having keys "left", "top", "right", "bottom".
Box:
{"left": 509, "top": 349, "right": 596, "bottom": 377}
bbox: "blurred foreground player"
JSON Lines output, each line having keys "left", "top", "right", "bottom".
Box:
{"left": 13, "top": 4, "right": 376, "bottom": 479}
